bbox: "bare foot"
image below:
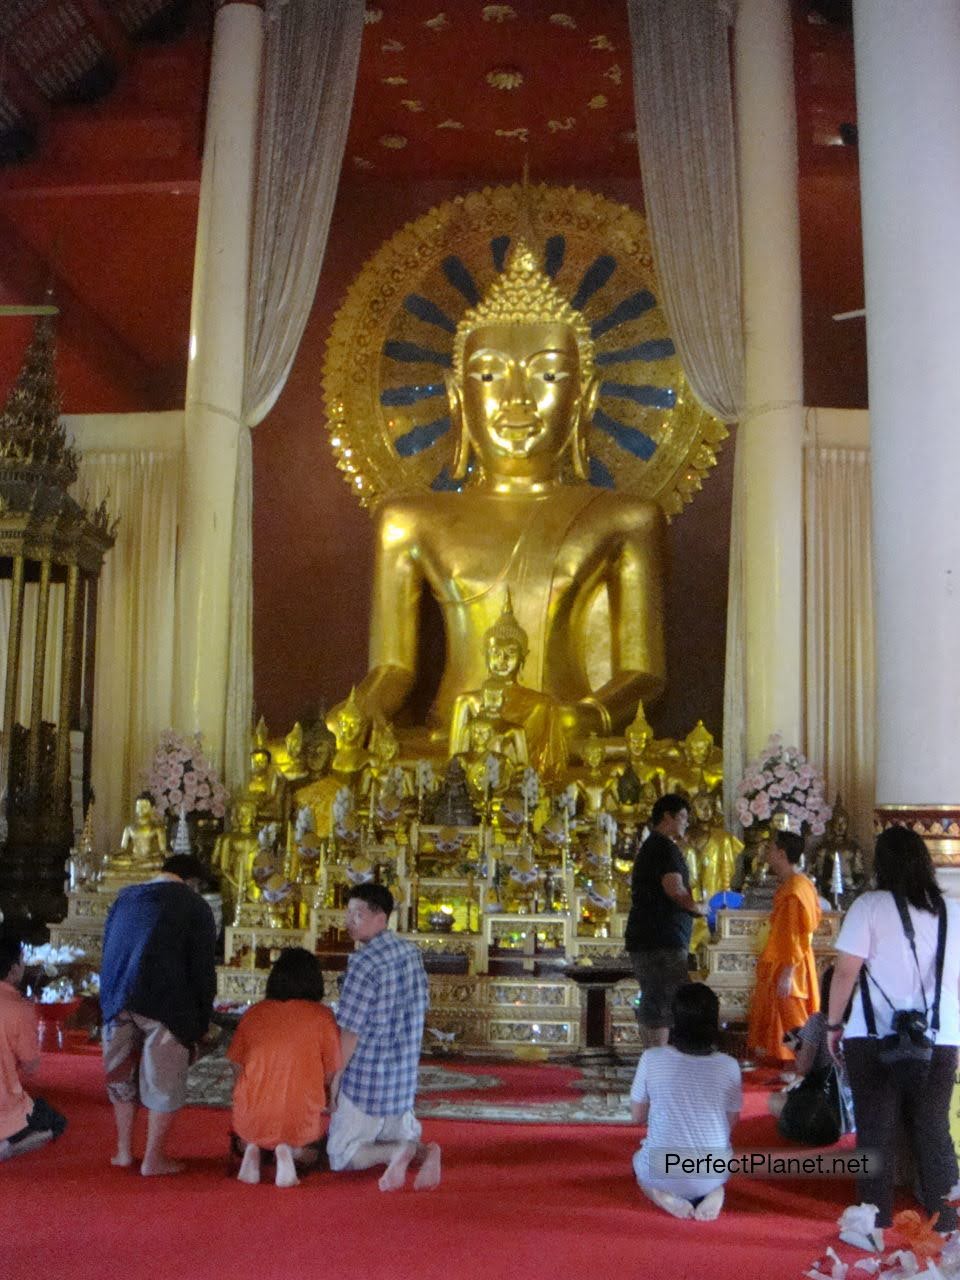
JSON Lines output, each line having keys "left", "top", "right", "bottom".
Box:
{"left": 140, "top": 1158, "right": 185, "bottom": 1177}
{"left": 275, "top": 1144, "right": 300, "bottom": 1189}
{"left": 378, "top": 1141, "right": 416, "bottom": 1192}
{"left": 413, "top": 1143, "right": 442, "bottom": 1191}
{"left": 642, "top": 1186, "right": 695, "bottom": 1220}
{"left": 694, "top": 1187, "right": 725, "bottom": 1221}
{"left": 111, "top": 1152, "right": 135, "bottom": 1168}
{"left": 238, "top": 1144, "right": 261, "bottom": 1185}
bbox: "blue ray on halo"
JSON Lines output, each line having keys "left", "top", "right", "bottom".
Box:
{"left": 571, "top": 254, "right": 617, "bottom": 310}
{"left": 601, "top": 380, "right": 676, "bottom": 410}
{"left": 591, "top": 290, "right": 656, "bottom": 338}
{"left": 431, "top": 463, "right": 465, "bottom": 491}
{"left": 384, "top": 340, "right": 452, "bottom": 368}
{"left": 491, "top": 236, "right": 510, "bottom": 272}
{"left": 403, "top": 294, "right": 456, "bottom": 334}
{"left": 593, "top": 408, "right": 657, "bottom": 460}
{"left": 544, "top": 235, "right": 565, "bottom": 278}
{"left": 394, "top": 415, "right": 451, "bottom": 458}
{"left": 380, "top": 383, "right": 445, "bottom": 408}
{"left": 442, "top": 255, "right": 481, "bottom": 305}
{"left": 588, "top": 455, "right": 615, "bottom": 489}
{"left": 595, "top": 339, "right": 676, "bottom": 366}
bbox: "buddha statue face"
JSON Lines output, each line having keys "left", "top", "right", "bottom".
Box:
{"left": 250, "top": 748, "right": 271, "bottom": 778}
{"left": 374, "top": 726, "right": 399, "bottom": 765}
{"left": 625, "top": 722, "right": 651, "bottom": 758}
{"left": 336, "top": 705, "right": 365, "bottom": 748}
{"left": 468, "top": 717, "right": 496, "bottom": 754}
{"left": 460, "top": 322, "right": 589, "bottom": 483}
{"left": 583, "top": 737, "right": 605, "bottom": 770}
{"left": 134, "top": 796, "right": 155, "bottom": 824}
{"left": 485, "top": 636, "right": 524, "bottom": 681}
{"left": 235, "top": 800, "right": 257, "bottom": 834}
{"left": 684, "top": 722, "right": 713, "bottom": 766}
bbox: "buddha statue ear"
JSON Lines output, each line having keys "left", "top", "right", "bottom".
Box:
{"left": 568, "top": 372, "right": 601, "bottom": 480}
{"left": 446, "top": 372, "right": 473, "bottom": 480}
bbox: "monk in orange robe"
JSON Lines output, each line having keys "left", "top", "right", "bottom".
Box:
{"left": 748, "top": 829, "right": 822, "bottom": 1064}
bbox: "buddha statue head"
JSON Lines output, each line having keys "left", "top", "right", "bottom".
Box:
{"left": 448, "top": 240, "right": 600, "bottom": 488}
{"left": 285, "top": 721, "right": 304, "bottom": 765}
{"left": 624, "top": 702, "right": 654, "bottom": 758}
{"left": 249, "top": 746, "right": 272, "bottom": 780}
{"left": 683, "top": 720, "right": 714, "bottom": 767}
{"left": 483, "top": 591, "right": 529, "bottom": 681}
{"left": 234, "top": 798, "right": 257, "bottom": 835}
{"left": 335, "top": 687, "right": 369, "bottom": 750}
{"left": 582, "top": 732, "right": 605, "bottom": 771}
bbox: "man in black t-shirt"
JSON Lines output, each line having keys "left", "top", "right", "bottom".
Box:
{"left": 625, "top": 793, "right": 706, "bottom": 1048}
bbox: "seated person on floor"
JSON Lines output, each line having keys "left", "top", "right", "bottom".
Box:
{"left": 0, "top": 938, "right": 67, "bottom": 1163}
{"left": 227, "top": 947, "right": 341, "bottom": 1188}
{"left": 630, "top": 982, "right": 742, "bottom": 1221}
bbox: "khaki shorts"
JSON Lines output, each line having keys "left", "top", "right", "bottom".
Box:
{"left": 630, "top": 948, "right": 690, "bottom": 1029}
{"left": 102, "top": 1011, "right": 191, "bottom": 1113}
{"left": 327, "top": 1091, "right": 422, "bottom": 1172}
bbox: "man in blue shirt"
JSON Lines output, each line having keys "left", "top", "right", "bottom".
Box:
{"left": 99, "top": 854, "right": 216, "bottom": 1176}
{"left": 328, "top": 882, "right": 440, "bottom": 1190}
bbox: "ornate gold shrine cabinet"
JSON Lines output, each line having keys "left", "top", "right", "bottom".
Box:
{"left": 0, "top": 317, "right": 115, "bottom": 931}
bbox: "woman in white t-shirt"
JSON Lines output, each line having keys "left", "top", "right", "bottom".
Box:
{"left": 826, "top": 825, "right": 960, "bottom": 1229}
{"left": 630, "top": 982, "right": 742, "bottom": 1221}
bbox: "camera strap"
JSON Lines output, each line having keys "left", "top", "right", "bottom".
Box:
{"left": 858, "top": 894, "right": 946, "bottom": 1037}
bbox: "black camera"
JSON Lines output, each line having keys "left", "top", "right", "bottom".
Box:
{"left": 878, "top": 1009, "right": 934, "bottom": 1066}
{"left": 891, "top": 1009, "right": 929, "bottom": 1042}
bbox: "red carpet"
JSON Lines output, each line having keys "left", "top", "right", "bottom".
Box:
{"left": 1, "top": 1053, "right": 875, "bottom": 1280}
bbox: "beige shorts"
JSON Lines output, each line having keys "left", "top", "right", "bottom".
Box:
{"left": 102, "top": 1011, "right": 191, "bottom": 1113}
{"left": 327, "top": 1091, "right": 422, "bottom": 1171}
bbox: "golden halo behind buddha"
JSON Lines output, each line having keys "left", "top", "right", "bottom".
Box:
{"left": 323, "top": 182, "right": 726, "bottom": 516}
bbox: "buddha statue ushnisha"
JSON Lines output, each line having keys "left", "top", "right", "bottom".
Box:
{"left": 327, "top": 238, "right": 666, "bottom": 743}
{"left": 101, "top": 793, "right": 167, "bottom": 889}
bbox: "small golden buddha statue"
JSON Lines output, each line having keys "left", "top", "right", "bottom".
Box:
{"left": 572, "top": 733, "right": 612, "bottom": 822}
{"left": 212, "top": 798, "right": 260, "bottom": 926}
{"left": 454, "top": 712, "right": 515, "bottom": 809}
{"left": 665, "top": 720, "right": 723, "bottom": 800}
{"left": 608, "top": 702, "right": 667, "bottom": 797}
{"left": 101, "top": 793, "right": 167, "bottom": 889}
{"left": 329, "top": 239, "right": 666, "bottom": 745}
{"left": 240, "top": 739, "right": 282, "bottom": 824}
{"left": 688, "top": 791, "right": 743, "bottom": 901}
{"left": 448, "top": 593, "right": 568, "bottom": 779}
{"left": 278, "top": 721, "right": 310, "bottom": 785}
{"left": 296, "top": 689, "right": 372, "bottom": 835}
{"left": 361, "top": 720, "right": 413, "bottom": 811}
{"left": 810, "top": 795, "right": 864, "bottom": 904}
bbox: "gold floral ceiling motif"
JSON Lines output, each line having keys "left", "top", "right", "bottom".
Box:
{"left": 323, "top": 183, "right": 726, "bottom": 520}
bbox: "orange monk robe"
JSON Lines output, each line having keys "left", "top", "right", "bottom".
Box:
{"left": 748, "top": 873, "right": 822, "bottom": 1064}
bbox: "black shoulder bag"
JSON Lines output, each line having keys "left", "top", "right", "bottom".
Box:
{"left": 858, "top": 894, "right": 946, "bottom": 1068}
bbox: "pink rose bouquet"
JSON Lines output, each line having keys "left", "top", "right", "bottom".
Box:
{"left": 735, "top": 734, "right": 831, "bottom": 836}
{"left": 143, "top": 730, "right": 228, "bottom": 820}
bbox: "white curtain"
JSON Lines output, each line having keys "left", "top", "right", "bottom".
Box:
{"left": 804, "top": 445, "right": 876, "bottom": 849}
{"left": 223, "top": 0, "right": 365, "bottom": 788}
{"left": 79, "top": 448, "right": 180, "bottom": 851}
{"left": 627, "top": 0, "right": 744, "bottom": 422}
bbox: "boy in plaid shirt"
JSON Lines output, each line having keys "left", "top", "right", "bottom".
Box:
{"left": 327, "top": 883, "right": 441, "bottom": 1190}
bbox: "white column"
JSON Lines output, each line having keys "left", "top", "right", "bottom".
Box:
{"left": 853, "top": 1, "right": 960, "bottom": 865}
{"left": 175, "top": 1, "right": 263, "bottom": 767}
{"left": 734, "top": 0, "right": 805, "bottom": 760}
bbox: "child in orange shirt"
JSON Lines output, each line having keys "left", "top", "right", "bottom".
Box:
{"left": 227, "top": 947, "right": 341, "bottom": 1187}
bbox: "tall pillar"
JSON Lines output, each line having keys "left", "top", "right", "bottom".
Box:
{"left": 853, "top": 2, "right": 960, "bottom": 869}
{"left": 175, "top": 0, "right": 263, "bottom": 767}
{"left": 734, "top": 0, "right": 805, "bottom": 757}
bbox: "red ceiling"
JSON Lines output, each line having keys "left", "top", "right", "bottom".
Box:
{"left": 0, "top": 1, "right": 865, "bottom": 414}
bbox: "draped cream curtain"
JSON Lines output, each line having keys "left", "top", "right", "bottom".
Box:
{"left": 77, "top": 446, "right": 180, "bottom": 852}
{"left": 804, "top": 443, "right": 876, "bottom": 848}
{"left": 626, "top": 0, "right": 744, "bottom": 422}
{"left": 223, "top": 0, "right": 365, "bottom": 789}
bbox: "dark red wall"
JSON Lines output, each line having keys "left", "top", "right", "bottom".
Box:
{"left": 252, "top": 175, "right": 732, "bottom": 744}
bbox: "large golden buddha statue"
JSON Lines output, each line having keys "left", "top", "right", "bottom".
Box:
{"left": 333, "top": 240, "right": 666, "bottom": 745}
